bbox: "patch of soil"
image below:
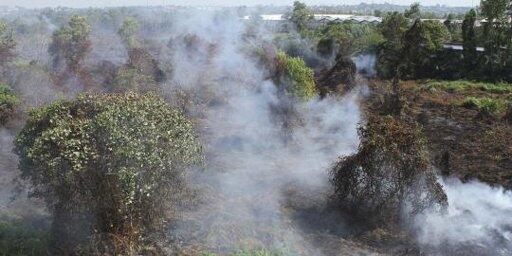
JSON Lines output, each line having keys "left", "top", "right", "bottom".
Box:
{"left": 365, "top": 80, "right": 512, "bottom": 189}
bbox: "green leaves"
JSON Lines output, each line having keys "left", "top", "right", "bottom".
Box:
{"left": 14, "top": 92, "right": 203, "bottom": 253}
{"left": 276, "top": 51, "right": 317, "bottom": 101}
{"left": 0, "top": 84, "right": 19, "bottom": 125}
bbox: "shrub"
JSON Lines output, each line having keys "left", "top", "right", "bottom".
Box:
{"left": 0, "top": 84, "right": 19, "bottom": 125}
{"left": 461, "top": 97, "right": 509, "bottom": 116}
{"left": 331, "top": 116, "right": 447, "bottom": 226}
{"left": 276, "top": 51, "right": 317, "bottom": 101}
{"left": 424, "top": 80, "right": 511, "bottom": 94}
{"left": 15, "top": 92, "right": 203, "bottom": 254}
{"left": 0, "top": 218, "right": 52, "bottom": 256}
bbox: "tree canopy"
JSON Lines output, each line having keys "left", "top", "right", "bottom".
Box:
{"left": 15, "top": 92, "right": 203, "bottom": 254}
{"left": 287, "top": 1, "right": 314, "bottom": 32}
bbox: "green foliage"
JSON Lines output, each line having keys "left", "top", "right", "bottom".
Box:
{"left": 276, "top": 51, "right": 317, "bottom": 101}
{"left": 404, "top": 2, "right": 421, "bottom": 20}
{"left": 118, "top": 17, "right": 140, "bottom": 49}
{"left": 113, "top": 66, "right": 157, "bottom": 92}
{"left": 462, "top": 96, "right": 510, "bottom": 115}
{"left": 0, "top": 21, "right": 16, "bottom": 66}
{"left": 424, "top": 80, "right": 512, "bottom": 94}
{"left": 49, "top": 15, "right": 92, "bottom": 72}
{"left": 376, "top": 12, "right": 408, "bottom": 78}
{"left": 0, "top": 219, "right": 51, "bottom": 256}
{"left": 319, "top": 23, "right": 383, "bottom": 56}
{"left": 396, "top": 19, "right": 450, "bottom": 78}
{"left": 14, "top": 92, "right": 203, "bottom": 254}
{"left": 480, "top": 0, "right": 510, "bottom": 80}
{"left": 286, "top": 1, "right": 314, "bottom": 32}
{"left": 379, "top": 12, "right": 408, "bottom": 45}
{"left": 462, "top": 9, "right": 478, "bottom": 72}
{"left": 0, "top": 84, "right": 19, "bottom": 125}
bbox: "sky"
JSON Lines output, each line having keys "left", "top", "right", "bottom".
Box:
{"left": 0, "top": 0, "right": 480, "bottom": 8}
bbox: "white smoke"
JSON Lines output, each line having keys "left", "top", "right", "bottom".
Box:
{"left": 414, "top": 178, "right": 512, "bottom": 255}
{"left": 162, "top": 10, "right": 363, "bottom": 254}
{"left": 352, "top": 54, "right": 376, "bottom": 77}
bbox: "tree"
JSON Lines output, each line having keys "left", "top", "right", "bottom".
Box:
{"left": 444, "top": 13, "right": 462, "bottom": 42}
{"left": 0, "top": 21, "right": 15, "bottom": 68}
{"left": 286, "top": 1, "right": 314, "bottom": 32}
{"left": 379, "top": 12, "right": 408, "bottom": 45}
{"left": 462, "top": 9, "right": 478, "bottom": 74}
{"left": 15, "top": 93, "right": 203, "bottom": 254}
{"left": 322, "top": 23, "right": 383, "bottom": 57}
{"left": 377, "top": 12, "right": 408, "bottom": 78}
{"left": 404, "top": 2, "right": 421, "bottom": 20}
{"left": 331, "top": 115, "right": 447, "bottom": 226}
{"left": 393, "top": 19, "right": 451, "bottom": 79}
{"left": 118, "top": 17, "right": 140, "bottom": 49}
{"left": 480, "top": 0, "right": 509, "bottom": 80}
{"left": 49, "top": 15, "right": 92, "bottom": 73}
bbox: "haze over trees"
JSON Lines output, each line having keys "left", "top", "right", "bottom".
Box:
{"left": 0, "top": 1, "right": 510, "bottom": 255}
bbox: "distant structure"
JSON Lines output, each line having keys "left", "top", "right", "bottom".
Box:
{"left": 242, "top": 14, "right": 382, "bottom": 25}
{"left": 242, "top": 14, "right": 471, "bottom": 27}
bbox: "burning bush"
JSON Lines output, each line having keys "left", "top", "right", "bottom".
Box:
{"left": 330, "top": 115, "right": 447, "bottom": 227}
{"left": 14, "top": 92, "right": 203, "bottom": 254}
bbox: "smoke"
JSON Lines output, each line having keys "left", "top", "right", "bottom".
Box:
{"left": 162, "top": 10, "right": 362, "bottom": 254}
{"left": 352, "top": 54, "right": 376, "bottom": 77}
{"left": 413, "top": 178, "right": 512, "bottom": 255}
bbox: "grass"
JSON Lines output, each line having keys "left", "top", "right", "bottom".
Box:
{"left": 461, "top": 97, "right": 510, "bottom": 115}
{"left": 423, "top": 80, "right": 512, "bottom": 94}
{"left": 0, "top": 218, "right": 52, "bottom": 256}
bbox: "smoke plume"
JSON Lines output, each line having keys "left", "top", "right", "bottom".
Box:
{"left": 414, "top": 178, "right": 512, "bottom": 255}
{"left": 162, "top": 10, "right": 362, "bottom": 254}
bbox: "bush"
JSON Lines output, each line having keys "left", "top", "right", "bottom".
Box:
{"left": 15, "top": 92, "right": 203, "bottom": 254}
{"left": 0, "top": 218, "right": 52, "bottom": 256}
{"left": 424, "top": 80, "right": 512, "bottom": 94}
{"left": 461, "top": 97, "right": 509, "bottom": 116}
{"left": 276, "top": 51, "right": 317, "bottom": 101}
{"left": 0, "top": 84, "right": 19, "bottom": 125}
{"left": 330, "top": 116, "right": 447, "bottom": 226}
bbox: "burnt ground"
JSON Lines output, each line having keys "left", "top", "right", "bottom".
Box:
{"left": 365, "top": 79, "right": 512, "bottom": 189}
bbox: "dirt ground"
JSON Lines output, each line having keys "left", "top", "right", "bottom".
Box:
{"left": 365, "top": 79, "right": 512, "bottom": 189}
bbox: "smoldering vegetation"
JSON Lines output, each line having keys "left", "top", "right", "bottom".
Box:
{"left": 0, "top": 5, "right": 511, "bottom": 256}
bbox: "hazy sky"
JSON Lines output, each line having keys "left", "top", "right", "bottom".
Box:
{"left": 0, "top": 0, "right": 480, "bottom": 8}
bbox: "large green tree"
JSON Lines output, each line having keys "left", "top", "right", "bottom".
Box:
{"left": 401, "top": 20, "right": 451, "bottom": 77}
{"left": 377, "top": 12, "right": 409, "bottom": 78}
{"left": 15, "top": 92, "right": 202, "bottom": 254}
{"left": 462, "top": 9, "right": 479, "bottom": 74}
{"left": 480, "top": 0, "right": 510, "bottom": 79}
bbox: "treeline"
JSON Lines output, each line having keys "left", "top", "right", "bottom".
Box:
{"left": 378, "top": 1, "right": 512, "bottom": 82}
{"left": 286, "top": 1, "right": 512, "bottom": 83}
